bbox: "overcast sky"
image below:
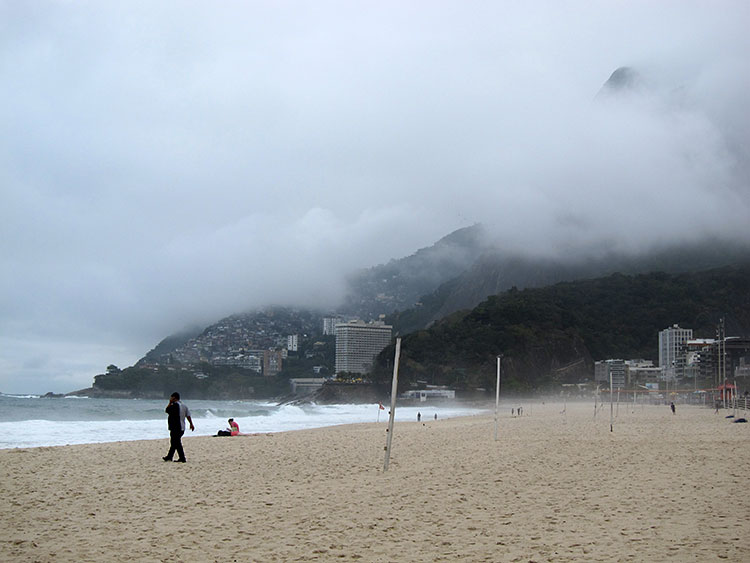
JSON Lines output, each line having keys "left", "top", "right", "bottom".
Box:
{"left": 2, "top": 1, "right": 749, "bottom": 393}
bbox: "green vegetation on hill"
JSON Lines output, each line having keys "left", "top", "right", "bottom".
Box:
{"left": 385, "top": 238, "right": 750, "bottom": 334}
{"left": 372, "top": 265, "right": 750, "bottom": 394}
{"left": 86, "top": 364, "right": 290, "bottom": 400}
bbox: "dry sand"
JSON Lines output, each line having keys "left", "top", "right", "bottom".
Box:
{"left": 1, "top": 402, "right": 748, "bottom": 562}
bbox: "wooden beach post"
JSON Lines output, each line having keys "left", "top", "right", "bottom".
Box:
{"left": 383, "top": 337, "right": 401, "bottom": 472}
{"left": 610, "top": 372, "right": 614, "bottom": 432}
{"left": 616, "top": 389, "right": 620, "bottom": 418}
{"left": 494, "top": 354, "right": 502, "bottom": 441}
{"left": 594, "top": 385, "right": 599, "bottom": 418}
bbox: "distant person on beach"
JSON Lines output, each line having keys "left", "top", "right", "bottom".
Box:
{"left": 434, "top": 413, "right": 437, "bottom": 420}
{"left": 216, "top": 418, "right": 239, "bottom": 437}
{"left": 163, "top": 392, "right": 194, "bottom": 463}
{"left": 417, "top": 412, "right": 421, "bottom": 422}
{"left": 670, "top": 402, "right": 676, "bottom": 415}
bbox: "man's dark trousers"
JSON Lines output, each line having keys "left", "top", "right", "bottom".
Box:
{"left": 166, "top": 429, "right": 186, "bottom": 461}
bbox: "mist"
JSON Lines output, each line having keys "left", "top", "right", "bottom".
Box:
{"left": 1, "top": 1, "right": 749, "bottom": 393}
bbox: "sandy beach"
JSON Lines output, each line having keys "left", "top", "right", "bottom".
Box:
{"left": 1, "top": 402, "right": 748, "bottom": 562}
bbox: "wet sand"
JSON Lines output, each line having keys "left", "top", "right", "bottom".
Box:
{"left": 1, "top": 402, "right": 748, "bottom": 562}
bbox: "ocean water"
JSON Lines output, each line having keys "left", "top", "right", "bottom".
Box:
{"left": 0, "top": 394, "right": 486, "bottom": 449}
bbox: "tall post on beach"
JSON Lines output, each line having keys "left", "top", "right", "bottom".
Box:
{"left": 594, "top": 385, "right": 599, "bottom": 418}
{"left": 723, "top": 318, "right": 727, "bottom": 409}
{"left": 494, "top": 354, "right": 502, "bottom": 441}
{"left": 609, "top": 372, "right": 614, "bottom": 432}
{"left": 383, "top": 337, "right": 401, "bottom": 472}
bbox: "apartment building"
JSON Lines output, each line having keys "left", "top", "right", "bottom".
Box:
{"left": 334, "top": 320, "right": 392, "bottom": 375}
{"left": 594, "top": 359, "right": 627, "bottom": 389}
{"left": 658, "top": 324, "right": 693, "bottom": 381}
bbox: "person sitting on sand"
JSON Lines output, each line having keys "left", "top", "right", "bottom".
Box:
{"left": 216, "top": 418, "right": 239, "bottom": 437}
{"left": 229, "top": 418, "right": 240, "bottom": 436}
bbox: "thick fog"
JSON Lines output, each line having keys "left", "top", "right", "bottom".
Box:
{"left": 1, "top": 1, "right": 749, "bottom": 393}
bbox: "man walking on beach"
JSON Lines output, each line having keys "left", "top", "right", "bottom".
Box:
{"left": 163, "top": 392, "right": 194, "bottom": 463}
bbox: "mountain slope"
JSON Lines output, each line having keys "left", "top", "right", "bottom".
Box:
{"left": 387, "top": 239, "right": 750, "bottom": 334}
{"left": 372, "top": 264, "right": 750, "bottom": 393}
{"left": 340, "top": 224, "right": 491, "bottom": 318}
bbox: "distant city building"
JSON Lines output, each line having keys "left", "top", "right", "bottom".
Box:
{"left": 683, "top": 339, "right": 714, "bottom": 385}
{"left": 263, "top": 350, "right": 283, "bottom": 377}
{"left": 335, "top": 320, "right": 392, "bottom": 375}
{"left": 287, "top": 334, "right": 299, "bottom": 352}
{"left": 737, "top": 357, "right": 750, "bottom": 380}
{"left": 720, "top": 337, "right": 750, "bottom": 385}
{"left": 323, "top": 316, "right": 344, "bottom": 336}
{"left": 658, "top": 325, "right": 693, "bottom": 381}
{"left": 594, "top": 359, "right": 626, "bottom": 389}
{"left": 625, "top": 359, "right": 661, "bottom": 386}
{"left": 213, "top": 351, "right": 262, "bottom": 373}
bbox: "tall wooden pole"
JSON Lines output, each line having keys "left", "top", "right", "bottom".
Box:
{"left": 594, "top": 385, "right": 599, "bottom": 418}
{"left": 383, "top": 338, "right": 401, "bottom": 472}
{"left": 724, "top": 321, "right": 728, "bottom": 408}
{"left": 494, "top": 355, "right": 502, "bottom": 441}
{"left": 609, "top": 372, "right": 614, "bottom": 432}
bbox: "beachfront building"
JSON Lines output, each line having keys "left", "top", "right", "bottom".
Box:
{"left": 658, "top": 325, "right": 693, "bottom": 381}
{"left": 683, "top": 339, "right": 714, "bottom": 386}
{"left": 715, "top": 337, "right": 750, "bottom": 387}
{"left": 625, "top": 359, "right": 661, "bottom": 386}
{"left": 594, "top": 359, "right": 627, "bottom": 389}
{"left": 335, "top": 320, "right": 392, "bottom": 375}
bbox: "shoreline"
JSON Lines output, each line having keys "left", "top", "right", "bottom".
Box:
{"left": 0, "top": 396, "right": 492, "bottom": 450}
{"left": 1, "top": 402, "right": 747, "bottom": 561}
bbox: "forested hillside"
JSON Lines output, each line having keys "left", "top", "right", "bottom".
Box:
{"left": 386, "top": 239, "right": 750, "bottom": 334}
{"left": 372, "top": 265, "right": 750, "bottom": 394}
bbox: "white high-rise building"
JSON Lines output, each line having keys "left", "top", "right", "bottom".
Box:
{"left": 658, "top": 324, "right": 693, "bottom": 381}
{"left": 335, "top": 320, "right": 392, "bottom": 375}
{"left": 323, "top": 316, "right": 344, "bottom": 336}
{"left": 287, "top": 334, "right": 298, "bottom": 352}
